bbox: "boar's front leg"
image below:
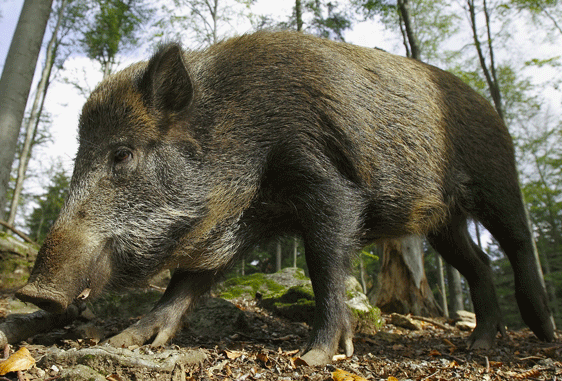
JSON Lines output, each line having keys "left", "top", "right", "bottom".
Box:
{"left": 104, "top": 270, "right": 213, "bottom": 348}
{"left": 297, "top": 179, "right": 363, "bottom": 366}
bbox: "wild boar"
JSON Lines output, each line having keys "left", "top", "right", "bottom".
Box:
{"left": 17, "top": 31, "right": 555, "bottom": 366}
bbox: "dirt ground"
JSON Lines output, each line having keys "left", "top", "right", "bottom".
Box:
{"left": 0, "top": 291, "right": 560, "bottom": 381}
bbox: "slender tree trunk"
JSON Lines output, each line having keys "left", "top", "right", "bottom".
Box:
{"left": 528, "top": 152, "right": 561, "bottom": 320}
{"left": 436, "top": 255, "right": 449, "bottom": 318}
{"left": 295, "top": 0, "right": 303, "bottom": 31}
{"left": 397, "top": 11, "right": 411, "bottom": 58}
{"left": 276, "top": 240, "right": 282, "bottom": 272}
{"left": 211, "top": 0, "right": 218, "bottom": 44}
{"left": 446, "top": 263, "right": 464, "bottom": 318}
{"left": 397, "top": 0, "right": 420, "bottom": 60}
{"left": 293, "top": 237, "right": 298, "bottom": 267}
{"left": 0, "top": 0, "right": 53, "bottom": 219}
{"left": 7, "top": 0, "right": 67, "bottom": 226}
{"left": 467, "top": 0, "right": 503, "bottom": 120}
{"left": 474, "top": 220, "right": 482, "bottom": 249}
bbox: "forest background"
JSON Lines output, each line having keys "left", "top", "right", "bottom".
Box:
{"left": 0, "top": 0, "right": 561, "bottom": 333}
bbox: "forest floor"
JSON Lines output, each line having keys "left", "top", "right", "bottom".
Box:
{"left": 0, "top": 240, "right": 560, "bottom": 380}
{"left": 0, "top": 290, "right": 559, "bottom": 381}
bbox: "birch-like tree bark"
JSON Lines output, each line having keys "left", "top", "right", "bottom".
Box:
{"left": 0, "top": 0, "right": 53, "bottom": 219}
{"left": 7, "top": 0, "right": 68, "bottom": 227}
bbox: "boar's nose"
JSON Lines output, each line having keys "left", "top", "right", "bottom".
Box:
{"left": 16, "top": 282, "right": 69, "bottom": 314}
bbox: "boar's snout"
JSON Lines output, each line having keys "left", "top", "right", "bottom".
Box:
{"left": 16, "top": 282, "right": 70, "bottom": 314}
{"left": 16, "top": 224, "right": 110, "bottom": 314}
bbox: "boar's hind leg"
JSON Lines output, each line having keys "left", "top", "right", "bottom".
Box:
{"left": 104, "top": 270, "right": 212, "bottom": 348}
{"left": 475, "top": 195, "right": 555, "bottom": 343}
{"left": 297, "top": 182, "right": 362, "bottom": 366}
{"left": 427, "top": 214, "right": 506, "bottom": 349}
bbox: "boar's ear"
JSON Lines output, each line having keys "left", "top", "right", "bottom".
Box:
{"left": 139, "top": 43, "right": 194, "bottom": 112}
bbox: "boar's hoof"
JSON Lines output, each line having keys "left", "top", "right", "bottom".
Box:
{"left": 467, "top": 321, "right": 506, "bottom": 350}
{"left": 299, "top": 349, "right": 332, "bottom": 367}
{"left": 16, "top": 283, "right": 69, "bottom": 314}
{"left": 103, "top": 331, "right": 145, "bottom": 348}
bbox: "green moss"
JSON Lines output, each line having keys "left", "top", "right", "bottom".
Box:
{"left": 351, "top": 304, "right": 383, "bottom": 333}
{"left": 218, "top": 273, "right": 287, "bottom": 300}
{"left": 79, "top": 354, "right": 97, "bottom": 362}
{"left": 292, "top": 268, "right": 309, "bottom": 280}
{"left": 0, "top": 256, "right": 32, "bottom": 289}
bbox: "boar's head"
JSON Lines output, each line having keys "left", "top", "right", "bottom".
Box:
{"left": 17, "top": 44, "right": 210, "bottom": 313}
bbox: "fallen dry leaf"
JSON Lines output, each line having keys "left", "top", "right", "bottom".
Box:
{"left": 291, "top": 356, "right": 309, "bottom": 367}
{"left": 332, "top": 368, "right": 368, "bottom": 381}
{"left": 222, "top": 349, "right": 243, "bottom": 359}
{"left": 256, "top": 352, "right": 273, "bottom": 368}
{"left": 429, "top": 349, "right": 442, "bottom": 357}
{"left": 514, "top": 368, "right": 541, "bottom": 379}
{"left": 0, "top": 347, "right": 35, "bottom": 376}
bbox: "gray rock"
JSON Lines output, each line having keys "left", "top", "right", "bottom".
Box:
{"left": 185, "top": 297, "right": 249, "bottom": 338}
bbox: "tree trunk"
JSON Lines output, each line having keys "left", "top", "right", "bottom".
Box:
{"left": 295, "top": 0, "right": 303, "bottom": 32}
{"left": 467, "top": 0, "right": 503, "bottom": 120}
{"left": 376, "top": 236, "right": 441, "bottom": 317}
{"left": 7, "top": 0, "right": 67, "bottom": 226}
{"left": 397, "top": 0, "right": 420, "bottom": 60}
{"left": 276, "top": 240, "right": 282, "bottom": 272}
{"left": 293, "top": 237, "right": 298, "bottom": 267}
{"left": 446, "top": 263, "right": 464, "bottom": 318}
{"left": 0, "top": 0, "right": 53, "bottom": 218}
{"left": 436, "top": 255, "right": 449, "bottom": 318}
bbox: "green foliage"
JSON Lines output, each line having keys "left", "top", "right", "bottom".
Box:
{"left": 262, "top": 0, "right": 352, "bottom": 41}
{"left": 26, "top": 165, "right": 70, "bottom": 244}
{"left": 356, "top": 243, "right": 380, "bottom": 295}
{"left": 507, "top": 0, "right": 558, "bottom": 13}
{"left": 81, "top": 0, "right": 153, "bottom": 76}
{"left": 525, "top": 56, "right": 561, "bottom": 68}
{"left": 157, "top": 0, "right": 254, "bottom": 47}
{"left": 303, "top": 0, "right": 352, "bottom": 41}
{"left": 354, "top": 0, "right": 460, "bottom": 64}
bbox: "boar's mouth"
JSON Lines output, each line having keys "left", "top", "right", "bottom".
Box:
{"left": 16, "top": 282, "right": 74, "bottom": 314}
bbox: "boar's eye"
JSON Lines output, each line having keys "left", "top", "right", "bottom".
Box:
{"left": 114, "top": 148, "right": 133, "bottom": 164}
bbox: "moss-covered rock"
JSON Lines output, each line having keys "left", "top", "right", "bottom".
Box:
{"left": 259, "top": 283, "right": 316, "bottom": 324}
{"left": 216, "top": 268, "right": 382, "bottom": 333}
{"left": 0, "top": 235, "right": 37, "bottom": 291}
{"left": 216, "top": 268, "right": 307, "bottom": 300}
